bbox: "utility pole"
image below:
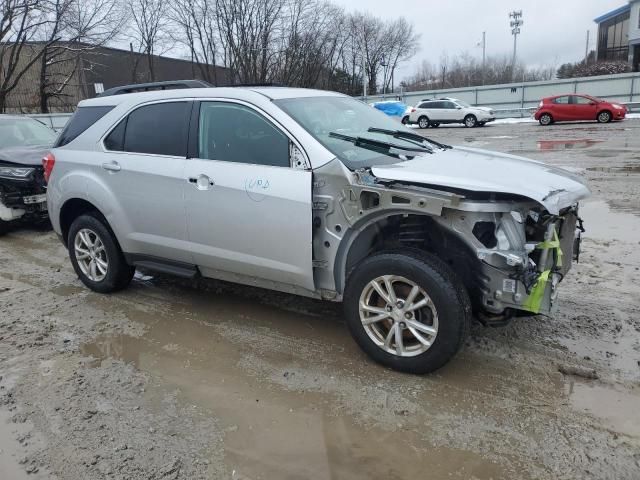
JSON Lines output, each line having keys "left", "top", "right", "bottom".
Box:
{"left": 509, "top": 10, "right": 523, "bottom": 81}
{"left": 362, "top": 55, "right": 367, "bottom": 99}
{"left": 479, "top": 31, "right": 486, "bottom": 85}
{"left": 584, "top": 29, "right": 590, "bottom": 64}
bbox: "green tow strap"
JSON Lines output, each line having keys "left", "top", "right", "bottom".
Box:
{"left": 522, "top": 229, "right": 563, "bottom": 314}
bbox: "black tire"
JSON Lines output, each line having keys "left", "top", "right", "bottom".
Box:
{"left": 401, "top": 116, "right": 409, "bottom": 125}
{"left": 68, "top": 213, "right": 134, "bottom": 293}
{"left": 539, "top": 113, "right": 553, "bottom": 126}
{"left": 429, "top": 122, "right": 440, "bottom": 128}
{"left": 464, "top": 114, "right": 477, "bottom": 128}
{"left": 597, "top": 110, "right": 611, "bottom": 123}
{"left": 343, "top": 250, "right": 471, "bottom": 374}
{"left": 418, "top": 116, "right": 430, "bottom": 129}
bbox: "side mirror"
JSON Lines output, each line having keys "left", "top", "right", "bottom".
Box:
{"left": 456, "top": 106, "right": 462, "bottom": 109}
{"left": 589, "top": 102, "right": 596, "bottom": 105}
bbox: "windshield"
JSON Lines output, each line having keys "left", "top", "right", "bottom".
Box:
{"left": 275, "top": 96, "right": 430, "bottom": 169}
{"left": 0, "top": 117, "right": 57, "bottom": 149}
{"left": 455, "top": 100, "right": 471, "bottom": 108}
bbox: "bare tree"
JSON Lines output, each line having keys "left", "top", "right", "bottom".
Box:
{"left": 0, "top": 0, "right": 50, "bottom": 112}
{"left": 169, "top": 0, "right": 220, "bottom": 84}
{"left": 403, "top": 52, "right": 556, "bottom": 92}
{"left": 129, "top": 0, "right": 169, "bottom": 81}
{"left": 36, "top": 0, "right": 126, "bottom": 112}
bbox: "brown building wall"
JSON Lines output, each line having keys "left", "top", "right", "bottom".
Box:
{"left": 2, "top": 42, "right": 230, "bottom": 113}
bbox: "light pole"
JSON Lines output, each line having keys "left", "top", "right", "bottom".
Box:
{"left": 477, "top": 31, "right": 486, "bottom": 85}
{"left": 509, "top": 10, "right": 523, "bottom": 81}
{"left": 381, "top": 56, "right": 388, "bottom": 96}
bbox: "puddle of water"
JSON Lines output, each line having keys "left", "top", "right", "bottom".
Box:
{"left": 565, "top": 379, "right": 640, "bottom": 438}
{"left": 537, "top": 139, "right": 603, "bottom": 151}
{"left": 80, "top": 301, "right": 510, "bottom": 480}
{"left": 579, "top": 199, "right": 640, "bottom": 242}
{"left": 587, "top": 164, "right": 640, "bottom": 174}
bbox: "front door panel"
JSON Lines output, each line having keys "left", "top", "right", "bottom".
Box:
{"left": 184, "top": 159, "right": 313, "bottom": 290}
{"left": 184, "top": 100, "right": 314, "bottom": 292}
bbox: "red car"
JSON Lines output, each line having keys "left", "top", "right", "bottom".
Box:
{"left": 534, "top": 94, "right": 627, "bottom": 126}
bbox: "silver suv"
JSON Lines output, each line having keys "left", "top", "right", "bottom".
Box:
{"left": 408, "top": 98, "right": 496, "bottom": 128}
{"left": 46, "top": 86, "right": 589, "bottom": 373}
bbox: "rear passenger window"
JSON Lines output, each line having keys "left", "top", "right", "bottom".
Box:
{"left": 54, "top": 106, "right": 114, "bottom": 147}
{"left": 104, "top": 118, "right": 126, "bottom": 151}
{"left": 121, "top": 102, "right": 190, "bottom": 156}
{"left": 198, "top": 102, "right": 289, "bottom": 167}
{"left": 553, "top": 96, "right": 569, "bottom": 104}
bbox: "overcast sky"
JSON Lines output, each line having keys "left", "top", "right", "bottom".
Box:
{"left": 332, "top": 0, "right": 626, "bottom": 79}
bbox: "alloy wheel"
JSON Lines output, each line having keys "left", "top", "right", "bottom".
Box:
{"left": 74, "top": 228, "right": 108, "bottom": 282}
{"left": 358, "top": 275, "right": 439, "bottom": 357}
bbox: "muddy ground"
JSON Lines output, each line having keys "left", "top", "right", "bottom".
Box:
{"left": 1, "top": 119, "right": 639, "bottom": 480}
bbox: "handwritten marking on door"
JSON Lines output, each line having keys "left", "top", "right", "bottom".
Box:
{"left": 245, "top": 178, "right": 270, "bottom": 202}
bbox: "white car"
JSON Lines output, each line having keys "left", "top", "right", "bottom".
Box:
{"left": 407, "top": 98, "right": 495, "bottom": 128}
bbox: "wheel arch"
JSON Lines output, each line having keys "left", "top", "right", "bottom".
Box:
{"left": 59, "top": 198, "right": 110, "bottom": 247}
{"left": 334, "top": 211, "right": 477, "bottom": 298}
{"left": 597, "top": 109, "right": 612, "bottom": 121}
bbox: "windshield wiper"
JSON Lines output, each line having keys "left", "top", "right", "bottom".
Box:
{"left": 329, "top": 132, "right": 433, "bottom": 157}
{"left": 367, "top": 127, "right": 452, "bottom": 150}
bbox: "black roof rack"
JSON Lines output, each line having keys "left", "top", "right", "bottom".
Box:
{"left": 97, "top": 79, "right": 212, "bottom": 97}
{"left": 229, "top": 82, "right": 285, "bottom": 87}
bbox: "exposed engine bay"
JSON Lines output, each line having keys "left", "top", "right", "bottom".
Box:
{"left": 311, "top": 158, "right": 585, "bottom": 322}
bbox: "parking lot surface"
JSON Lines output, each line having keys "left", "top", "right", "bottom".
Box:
{"left": 1, "top": 119, "right": 639, "bottom": 479}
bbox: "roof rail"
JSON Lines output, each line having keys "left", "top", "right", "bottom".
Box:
{"left": 229, "top": 82, "right": 285, "bottom": 87}
{"left": 97, "top": 79, "right": 212, "bottom": 97}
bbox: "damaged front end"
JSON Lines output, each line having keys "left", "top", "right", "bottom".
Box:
{"left": 440, "top": 201, "right": 584, "bottom": 322}
{"left": 0, "top": 160, "right": 48, "bottom": 227}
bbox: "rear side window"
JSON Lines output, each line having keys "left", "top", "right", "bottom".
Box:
{"left": 552, "top": 96, "right": 569, "bottom": 104}
{"left": 54, "top": 106, "right": 114, "bottom": 147}
{"left": 104, "top": 102, "right": 190, "bottom": 156}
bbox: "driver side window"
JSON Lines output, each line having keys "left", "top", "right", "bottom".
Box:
{"left": 198, "top": 102, "right": 290, "bottom": 168}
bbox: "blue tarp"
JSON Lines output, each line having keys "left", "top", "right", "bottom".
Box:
{"left": 373, "top": 101, "right": 408, "bottom": 118}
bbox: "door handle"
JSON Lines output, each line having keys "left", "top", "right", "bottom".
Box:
{"left": 102, "top": 161, "right": 121, "bottom": 172}
{"left": 188, "top": 174, "right": 215, "bottom": 190}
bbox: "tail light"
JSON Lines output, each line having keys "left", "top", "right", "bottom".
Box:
{"left": 538, "top": 101, "right": 543, "bottom": 108}
{"left": 411, "top": 108, "right": 416, "bottom": 113}
{"left": 42, "top": 152, "right": 55, "bottom": 183}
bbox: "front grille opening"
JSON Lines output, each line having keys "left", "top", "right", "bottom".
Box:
{"left": 473, "top": 221, "right": 497, "bottom": 248}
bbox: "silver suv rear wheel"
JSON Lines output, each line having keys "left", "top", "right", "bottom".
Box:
{"left": 74, "top": 228, "right": 108, "bottom": 282}
{"left": 68, "top": 213, "right": 135, "bottom": 293}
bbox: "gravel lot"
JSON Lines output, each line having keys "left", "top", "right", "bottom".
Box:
{"left": 1, "top": 118, "right": 639, "bottom": 480}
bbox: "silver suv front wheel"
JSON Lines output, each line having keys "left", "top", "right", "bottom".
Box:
{"left": 343, "top": 250, "right": 470, "bottom": 374}
{"left": 359, "top": 275, "right": 439, "bottom": 357}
